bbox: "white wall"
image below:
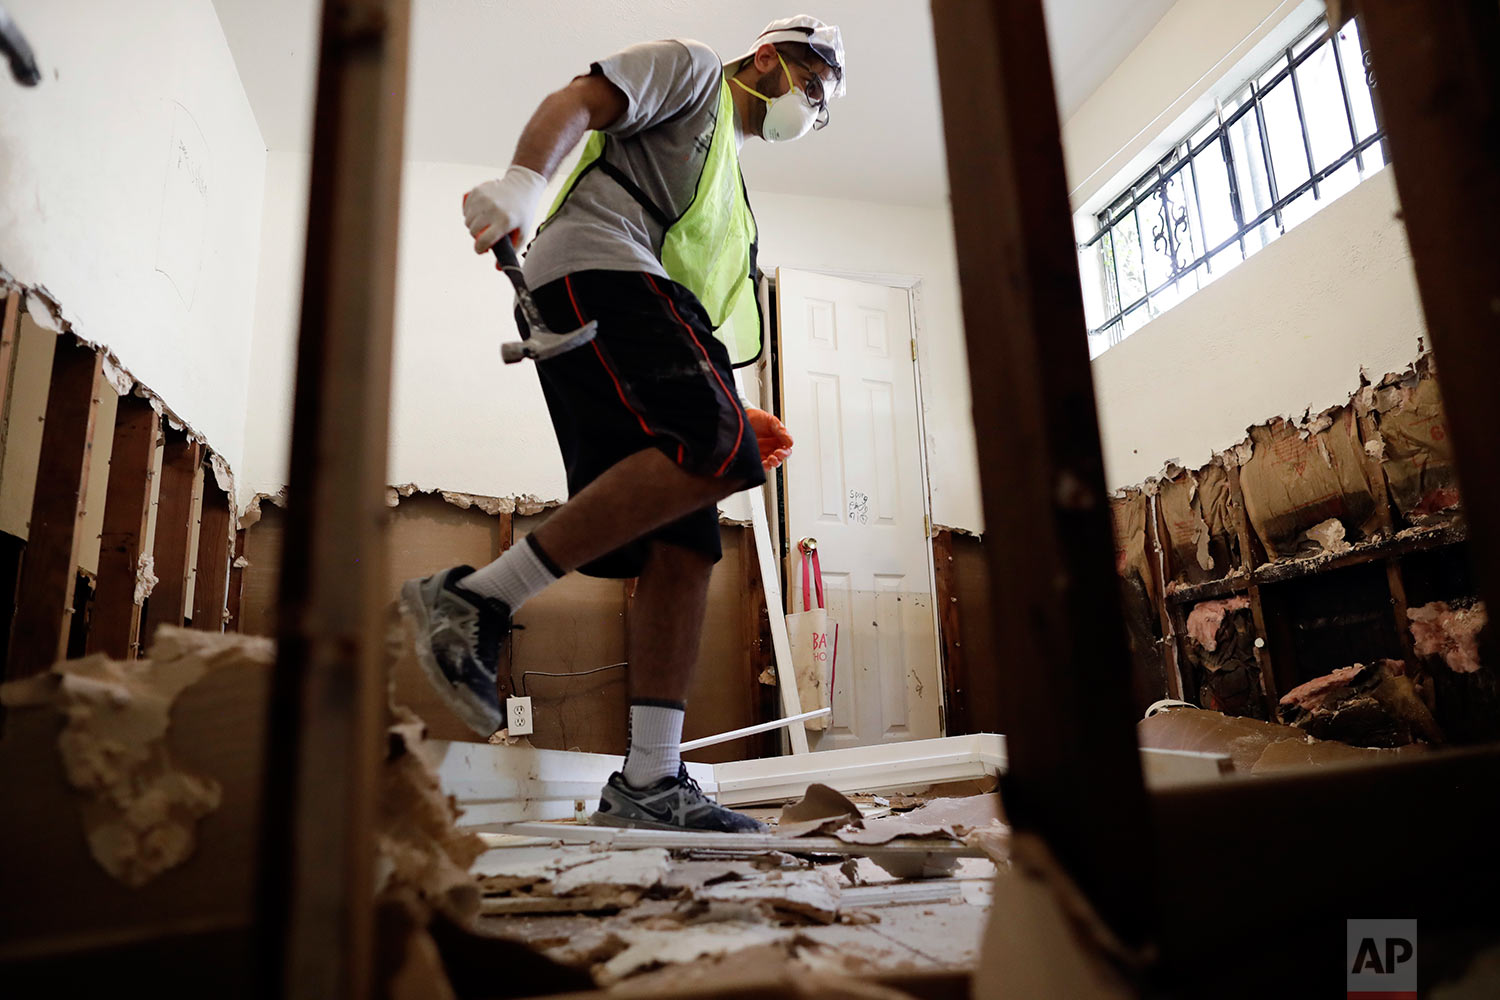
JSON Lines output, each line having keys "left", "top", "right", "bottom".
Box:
{"left": 1063, "top": 0, "right": 1429, "bottom": 490}
{"left": 0, "top": 0, "right": 267, "bottom": 475}
{"left": 243, "top": 154, "right": 569, "bottom": 508}
{"left": 242, "top": 160, "right": 985, "bottom": 532}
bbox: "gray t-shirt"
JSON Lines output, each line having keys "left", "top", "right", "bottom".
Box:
{"left": 522, "top": 39, "right": 740, "bottom": 290}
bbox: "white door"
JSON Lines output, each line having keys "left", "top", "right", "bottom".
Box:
{"left": 776, "top": 267, "right": 941, "bottom": 750}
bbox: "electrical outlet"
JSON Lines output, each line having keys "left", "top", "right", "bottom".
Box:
{"left": 506, "top": 696, "right": 533, "bottom": 736}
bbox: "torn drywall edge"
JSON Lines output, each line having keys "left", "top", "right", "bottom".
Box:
{"left": 0, "top": 273, "right": 240, "bottom": 521}
{"left": 1130, "top": 351, "right": 1437, "bottom": 493}
{"left": 933, "top": 523, "right": 982, "bottom": 539}
{"left": 244, "top": 482, "right": 755, "bottom": 527}
{"left": 1114, "top": 352, "right": 1451, "bottom": 578}
{"left": 237, "top": 488, "right": 287, "bottom": 529}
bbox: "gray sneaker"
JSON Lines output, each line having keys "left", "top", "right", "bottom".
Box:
{"left": 400, "top": 566, "right": 512, "bottom": 737}
{"left": 590, "top": 765, "right": 767, "bottom": 833}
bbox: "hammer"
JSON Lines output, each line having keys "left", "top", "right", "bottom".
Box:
{"left": 493, "top": 240, "right": 597, "bottom": 364}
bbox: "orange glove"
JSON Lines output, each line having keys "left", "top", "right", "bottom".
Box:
{"left": 746, "top": 408, "right": 794, "bottom": 470}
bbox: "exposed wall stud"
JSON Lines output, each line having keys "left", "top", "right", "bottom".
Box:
{"left": 226, "top": 528, "right": 248, "bottom": 633}
{"left": 931, "top": 528, "right": 971, "bottom": 735}
{"left": 256, "top": 0, "right": 411, "bottom": 996}
{"left": 89, "top": 396, "right": 160, "bottom": 658}
{"left": 142, "top": 430, "right": 201, "bottom": 647}
{"left": 191, "top": 476, "right": 233, "bottom": 632}
{"left": 932, "top": 0, "right": 1153, "bottom": 945}
{"left": 0, "top": 291, "right": 21, "bottom": 476}
{"left": 7, "top": 339, "right": 105, "bottom": 679}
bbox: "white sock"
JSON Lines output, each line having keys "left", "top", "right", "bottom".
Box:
{"left": 622, "top": 700, "right": 685, "bottom": 788}
{"left": 457, "top": 535, "right": 561, "bottom": 611}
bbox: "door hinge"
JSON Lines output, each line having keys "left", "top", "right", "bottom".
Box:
{"left": 910, "top": 338, "right": 918, "bottom": 362}
{"left": 924, "top": 514, "right": 931, "bottom": 537}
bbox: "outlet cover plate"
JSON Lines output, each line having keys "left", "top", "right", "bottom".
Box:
{"left": 506, "top": 696, "right": 533, "bottom": 736}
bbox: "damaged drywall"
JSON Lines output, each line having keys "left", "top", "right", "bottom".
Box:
{"left": 1112, "top": 355, "right": 1454, "bottom": 585}
{"left": 0, "top": 627, "right": 272, "bottom": 887}
{"left": 1108, "top": 488, "right": 1168, "bottom": 714}
{"left": 0, "top": 280, "right": 241, "bottom": 529}
{"left": 378, "top": 713, "right": 487, "bottom": 920}
{"left": 1369, "top": 358, "right": 1460, "bottom": 521}
{"left": 1156, "top": 464, "right": 1238, "bottom": 584}
{"left": 1106, "top": 354, "right": 1487, "bottom": 737}
{"left": 1239, "top": 408, "right": 1378, "bottom": 561}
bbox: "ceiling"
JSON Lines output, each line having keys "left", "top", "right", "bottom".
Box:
{"left": 212, "top": 0, "right": 1176, "bottom": 207}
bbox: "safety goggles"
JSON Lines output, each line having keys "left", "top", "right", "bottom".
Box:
{"left": 785, "top": 58, "right": 832, "bottom": 131}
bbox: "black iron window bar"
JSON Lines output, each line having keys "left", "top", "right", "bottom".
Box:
{"left": 1083, "top": 16, "right": 1385, "bottom": 345}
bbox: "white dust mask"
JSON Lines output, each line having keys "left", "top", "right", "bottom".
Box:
{"left": 734, "top": 53, "right": 823, "bottom": 143}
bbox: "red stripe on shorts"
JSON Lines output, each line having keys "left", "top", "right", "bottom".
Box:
{"left": 564, "top": 275, "right": 655, "bottom": 439}
{"left": 643, "top": 275, "right": 745, "bottom": 478}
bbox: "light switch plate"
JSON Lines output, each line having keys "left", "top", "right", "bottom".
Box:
{"left": 506, "top": 696, "right": 533, "bottom": 736}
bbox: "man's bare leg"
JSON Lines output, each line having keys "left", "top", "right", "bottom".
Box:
{"left": 618, "top": 540, "right": 713, "bottom": 788}
{"left": 532, "top": 448, "right": 743, "bottom": 573}
{"left": 630, "top": 540, "right": 713, "bottom": 702}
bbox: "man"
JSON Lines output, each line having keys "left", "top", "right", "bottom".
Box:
{"left": 403, "top": 16, "right": 845, "bottom": 832}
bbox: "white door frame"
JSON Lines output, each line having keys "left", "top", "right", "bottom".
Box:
{"left": 763, "top": 265, "right": 948, "bottom": 739}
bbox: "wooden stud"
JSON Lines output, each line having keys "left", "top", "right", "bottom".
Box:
{"left": 1354, "top": 409, "right": 1421, "bottom": 668}
{"left": 66, "top": 570, "right": 95, "bottom": 658}
{"left": 1355, "top": 0, "right": 1500, "bottom": 636}
{"left": 1226, "top": 466, "right": 1281, "bottom": 717}
{"left": 495, "top": 510, "right": 515, "bottom": 702}
{"left": 7, "top": 339, "right": 104, "bottom": 679}
{"left": 88, "top": 396, "right": 160, "bottom": 658}
{"left": 931, "top": 528, "right": 971, "bottom": 735}
{"left": 191, "top": 476, "right": 233, "bottom": 632}
{"left": 142, "top": 430, "right": 201, "bottom": 647}
{"left": 226, "top": 529, "right": 248, "bottom": 633}
{"left": 255, "top": 1, "right": 410, "bottom": 997}
{"left": 931, "top": 0, "right": 1153, "bottom": 946}
{"left": 1145, "top": 494, "right": 1186, "bottom": 701}
{"left": 0, "top": 291, "right": 20, "bottom": 475}
{"left": 741, "top": 526, "right": 780, "bottom": 758}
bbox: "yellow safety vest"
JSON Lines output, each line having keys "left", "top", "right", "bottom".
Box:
{"left": 538, "top": 80, "right": 763, "bottom": 367}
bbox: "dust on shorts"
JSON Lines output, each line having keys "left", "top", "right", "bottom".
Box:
{"left": 516, "top": 269, "right": 765, "bottom": 579}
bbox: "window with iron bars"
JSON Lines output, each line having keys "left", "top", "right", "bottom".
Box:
{"left": 1079, "top": 15, "right": 1387, "bottom": 358}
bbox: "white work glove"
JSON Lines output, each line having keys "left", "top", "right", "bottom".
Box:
{"left": 462, "top": 164, "right": 547, "bottom": 254}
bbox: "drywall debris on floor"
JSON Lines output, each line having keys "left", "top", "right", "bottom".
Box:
{"left": 472, "top": 787, "right": 1006, "bottom": 988}
{"left": 0, "top": 627, "right": 273, "bottom": 886}
{"left": 379, "top": 712, "right": 487, "bottom": 920}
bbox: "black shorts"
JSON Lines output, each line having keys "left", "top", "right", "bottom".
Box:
{"left": 517, "top": 269, "right": 766, "bottom": 579}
